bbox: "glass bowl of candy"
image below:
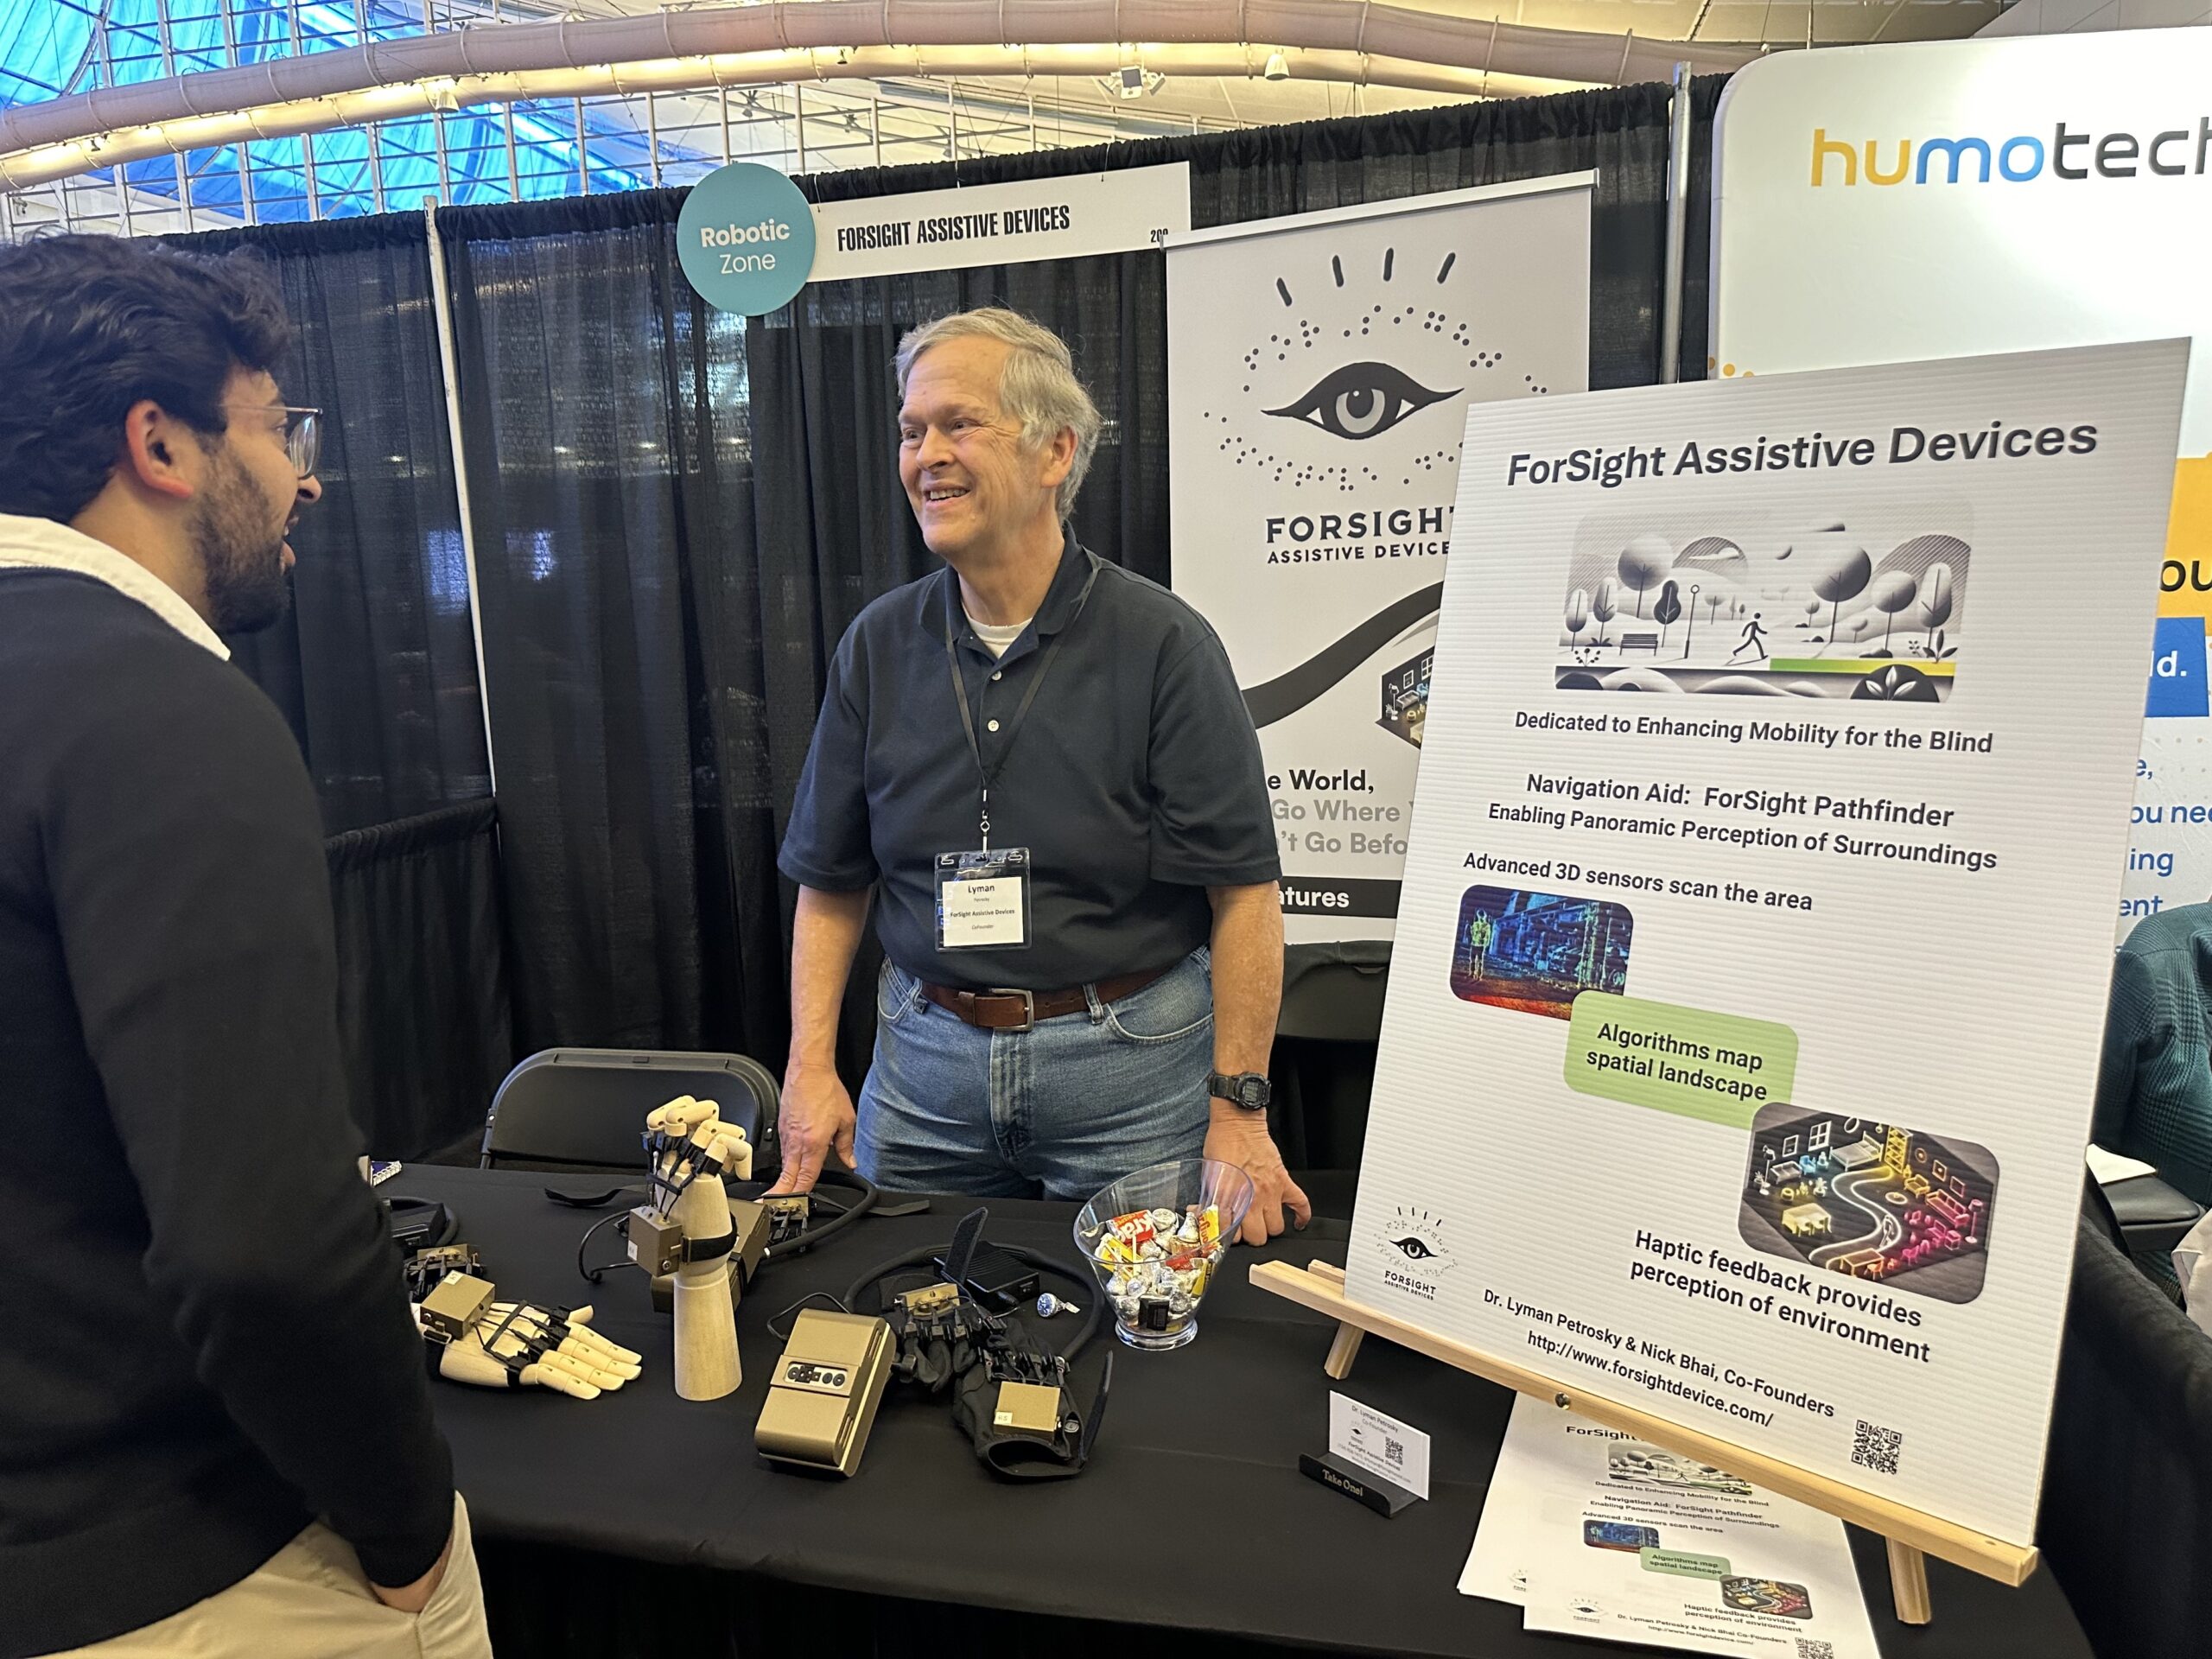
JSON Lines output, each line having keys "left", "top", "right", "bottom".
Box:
{"left": 1073, "top": 1159, "right": 1255, "bottom": 1351}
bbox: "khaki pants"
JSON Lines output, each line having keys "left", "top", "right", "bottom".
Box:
{"left": 53, "top": 1493, "right": 493, "bottom": 1658}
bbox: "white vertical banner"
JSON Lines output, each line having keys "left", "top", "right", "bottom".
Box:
{"left": 1167, "top": 177, "right": 1594, "bottom": 945}
{"left": 1710, "top": 34, "right": 2212, "bottom": 938}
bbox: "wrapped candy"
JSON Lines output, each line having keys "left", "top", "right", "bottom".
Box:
{"left": 1087, "top": 1214, "right": 1227, "bottom": 1336}
{"left": 1076, "top": 1166, "right": 1255, "bottom": 1352}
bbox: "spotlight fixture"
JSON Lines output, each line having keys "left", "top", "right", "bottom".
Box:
{"left": 1098, "top": 65, "right": 1164, "bottom": 100}
{"left": 1262, "top": 51, "right": 1291, "bottom": 82}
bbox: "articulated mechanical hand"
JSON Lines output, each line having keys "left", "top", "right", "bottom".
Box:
{"left": 883, "top": 1279, "right": 1007, "bottom": 1394}
{"left": 417, "top": 1277, "right": 643, "bottom": 1401}
{"left": 405, "top": 1243, "right": 481, "bottom": 1304}
{"left": 643, "top": 1095, "right": 753, "bottom": 1216}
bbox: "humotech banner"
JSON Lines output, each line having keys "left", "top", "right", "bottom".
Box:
{"left": 1167, "top": 176, "right": 1592, "bottom": 945}
{"left": 1711, "top": 34, "right": 2212, "bottom": 938}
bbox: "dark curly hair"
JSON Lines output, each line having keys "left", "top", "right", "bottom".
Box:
{"left": 0, "top": 234, "right": 292, "bottom": 522}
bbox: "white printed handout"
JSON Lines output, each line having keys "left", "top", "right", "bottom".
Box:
{"left": 1468, "top": 1407, "right": 1885, "bottom": 1659}
{"left": 1350, "top": 341, "right": 2189, "bottom": 1548}
{"left": 1465, "top": 1396, "right": 1878, "bottom": 1658}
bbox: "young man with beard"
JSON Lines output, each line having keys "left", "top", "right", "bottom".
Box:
{"left": 0, "top": 237, "right": 491, "bottom": 1656}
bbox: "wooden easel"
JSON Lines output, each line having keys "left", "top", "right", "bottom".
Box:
{"left": 1251, "top": 1259, "right": 2037, "bottom": 1625}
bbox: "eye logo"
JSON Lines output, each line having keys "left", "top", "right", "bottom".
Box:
{"left": 1265, "top": 362, "right": 1459, "bottom": 442}
{"left": 1372, "top": 1205, "right": 1453, "bottom": 1293}
{"left": 1199, "top": 236, "right": 1529, "bottom": 494}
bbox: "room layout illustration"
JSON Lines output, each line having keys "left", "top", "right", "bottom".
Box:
{"left": 1738, "top": 1103, "right": 1998, "bottom": 1304}
{"left": 1380, "top": 644, "right": 1433, "bottom": 748}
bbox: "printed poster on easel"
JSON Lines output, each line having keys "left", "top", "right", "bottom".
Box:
{"left": 1166, "top": 175, "right": 1592, "bottom": 946}
{"left": 1344, "top": 340, "right": 2188, "bottom": 1548}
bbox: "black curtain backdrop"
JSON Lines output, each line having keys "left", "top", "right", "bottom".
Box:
{"left": 439, "top": 193, "right": 790, "bottom": 1065}
{"left": 325, "top": 800, "right": 514, "bottom": 1159}
{"left": 437, "top": 82, "right": 1720, "bottom": 1122}
{"left": 167, "top": 215, "right": 493, "bottom": 833}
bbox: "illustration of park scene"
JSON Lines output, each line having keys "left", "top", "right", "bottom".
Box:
{"left": 1737, "top": 1102, "right": 1997, "bottom": 1306}
{"left": 1448, "top": 885, "right": 1633, "bottom": 1019}
{"left": 1554, "top": 512, "right": 1971, "bottom": 702}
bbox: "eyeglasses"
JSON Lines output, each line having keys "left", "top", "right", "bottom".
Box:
{"left": 223, "top": 403, "right": 322, "bottom": 478}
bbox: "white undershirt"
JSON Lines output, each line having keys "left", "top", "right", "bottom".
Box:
{"left": 0, "top": 512, "right": 228, "bottom": 659}
{"left": 965, "top": 611, "right": 1033, "bottom": 659}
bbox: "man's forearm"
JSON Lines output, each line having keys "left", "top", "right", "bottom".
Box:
{"left": 1206, "top": 881, "right": 1284, "bottom": 1096}
{"left": 787, "top": 884, "right": 871, "bottom": 1072}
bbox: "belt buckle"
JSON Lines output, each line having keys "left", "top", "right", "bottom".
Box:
{"left": 984, "top": 988, "right": 1035, "bottom": 1033}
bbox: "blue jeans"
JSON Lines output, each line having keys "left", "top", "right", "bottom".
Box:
{"left": 855, "top": 948, "right": 1214, "bottom": 1201}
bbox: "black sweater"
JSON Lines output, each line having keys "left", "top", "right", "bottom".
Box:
{"left": 0, "top": 570, "right": 454, "bottom": 1656}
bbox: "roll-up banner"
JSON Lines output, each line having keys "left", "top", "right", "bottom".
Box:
{"left": 1710, "top": 33, "right": 2212, "bottom": 938}
{"left": 1166, "top": 176, "right": 1594, "bottom": 944}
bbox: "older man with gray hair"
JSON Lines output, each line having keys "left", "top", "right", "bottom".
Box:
{"left": 770, "top": 307, "right": 1307, "bottom": 1243}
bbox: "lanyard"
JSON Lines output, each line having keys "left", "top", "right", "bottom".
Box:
{"left": 941, "top": 555, "right": 1100, "bottom": 850}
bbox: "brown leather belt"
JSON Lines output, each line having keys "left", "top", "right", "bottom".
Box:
{"left": 920, "top": 964, "right": 1173, "bottom": 1032}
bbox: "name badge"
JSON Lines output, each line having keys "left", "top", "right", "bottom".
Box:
{"left": 935, "top": 848, "right": 1033, "bottom": 950}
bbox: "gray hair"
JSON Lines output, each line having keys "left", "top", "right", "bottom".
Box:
{"left": 894, "top": 307, "right": 1103, "bottom": 522}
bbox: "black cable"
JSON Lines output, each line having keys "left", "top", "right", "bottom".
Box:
{"left": 577, "top": 1210, "right": 632, "bottom": 1283}
{"left": 844, "top": 1242, "right": 1103, "bottom": 1363}
{"left": 543, "top": 1184, "right": 640, "bottom": 1209}
{"left": 571, "top": 1166, "right": 884, "bottom": 1283}
{"left": 765, "top": 1289, "right": 854, "bottom": 1341}
{"left": 734, "top": 1166, "right": 882, "bottom": 1259}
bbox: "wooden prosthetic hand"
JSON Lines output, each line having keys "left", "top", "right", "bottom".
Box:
{"left": 418, "top": 1282, "right": 644, "bottom": 1401}
{"left": 639, "top": 1096, "right": 752, "bottom": 1402}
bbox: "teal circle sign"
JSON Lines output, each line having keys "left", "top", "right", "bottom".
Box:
{"left": 676, "top": 162, "right": 815, "bottom": 315}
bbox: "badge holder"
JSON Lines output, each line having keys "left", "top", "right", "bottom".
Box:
{"left": 934, "top": 845, "right": 1033, "bottom": 952}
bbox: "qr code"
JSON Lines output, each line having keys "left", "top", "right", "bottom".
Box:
{"left": 1384, "top": 1436, "right": 1405, "bottom": 1467}
{"left": 1795, "top": 1641, "right": 1835, "bottom": 1659}
{"left": 1852, "top": 1420, "right": 1904, "bottom": 1476}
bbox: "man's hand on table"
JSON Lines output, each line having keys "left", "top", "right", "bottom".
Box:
{"left": 766, "top": 1063, "right": 856, "bottom": 1195}
{"left": 1205, "top": 1110, "right": 1312, "bottom": 1246}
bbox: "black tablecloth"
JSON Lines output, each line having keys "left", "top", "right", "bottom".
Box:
{"left": 397, "top": 1166, "right": 2089, "bottom": 1658}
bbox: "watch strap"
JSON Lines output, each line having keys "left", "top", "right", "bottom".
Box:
{"left": 1208, "top": 1071, "right": 1271, "bottom": 1110}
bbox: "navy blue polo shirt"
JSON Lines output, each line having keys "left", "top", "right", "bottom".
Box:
{"left": 779, "top": 534, "right": 1279, "bottom": 991}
